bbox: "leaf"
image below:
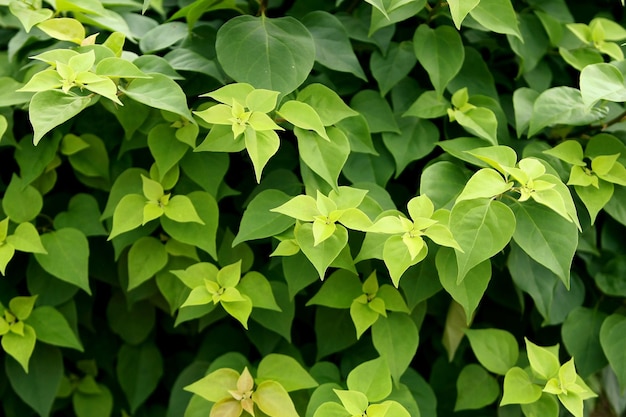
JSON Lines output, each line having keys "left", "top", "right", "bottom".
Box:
{"left": 37, "top": 17, "right": 85, "bottom": 43}
{"left": 216, "top": 15, "right": 315, "bottom": 95}
{"left": 163, "top": 195, "right": 204, "bottom": 224}
{"left": 448, "top": 0, "right": 480, "bottom": 29}
{"left": 500, "top": 367, "right": 543, "bottom": 405}
{"left": 513, "top": 87, "right": 540, "bottom": 137}
{"left": 296, "top": 127, "right": 350, "bottom": 189}
{"left": 140, "top": 22, "right": 188, "bottom": 53}
{"left": 295, "top": 222, "right": 348, "bottom": 279}
{"left": 346, "top": 357, "right": 392, "bottom": 403}
{"left": 580, "top": 63, "right": 626, "bottom": 109}
{"left": 307, "top": 270, "right": 362, "bottom": 308}
{"left": 350, "top": 299, "right": 381, "bottom": 339}
{"left": 2, "top": 174, "right": 43, "bottom": 223}
{"left": 253, "top": 380, "right": 299, "bottom": 417}
{"left": 383, "top": 235, "right": 426, "bottom": 287}
{"left": 127, "top": 236, "right": 168, "bottom": 290}
{"left": 148, "top": 124, "right": 189, "bottom": 182}
{"left": 184, "top": 368, "right": 239, "bottom": 402}
{"left": 350, "top": 90, "right": 400, "bottom": 133}
{"left": 279, "top": 101, "right": 328, "bottom": 140}
{"left": 525, "top": 338, "right": 560, "bottom": 380}
{"left": 54, "top": 194, "right": 108, "bottom": 237}
{"left": 256, "top": 354, "right": 318, "bottom": 392}
{"left": 371, "top": 41, "right": 417, "bottom": 96}
{"left": 233, "top": 190, "right": 295, "bottom": 245}
{"left": 238, "top": 271, "right": 281, "bottom": 311}
{"left": 161, "top": 191, "right": 219, "bottom": 259}
{"left": 452, "top": 107, "right": 499, "bottom": 145}
{"left": 2, "top": 324, "right": 37, "bottom": 373}
{"left": 382, "top": 117, "right": 438, "bottom": 177}
{"left": 301, "top": 11, "right": 366, "bottom": 80}
{"left": 5, "top": 344, "right": 63, "bottom": 416}
{"left": 449, "top": 199, "right": 515, "bottom": 283}
{"left": 403, "top": 90, "right": 450, "bottom": 119}
{"left": 372, "top": 313, "right": 419, "bottom": 384}
{"left": 73, "top": 384, "right": 114, "bottom": 417}
{"left": 27, "top": 306, "right": 83, "bottom": 351}
{"left": 334, "top": 389, "right": 368, "bottom": 415}
{"left": 29, "top": 90, "right": 92, "bottom": 145}
{"left": 510, "top": 199, "right": 578, "bottom": 288}
{"left": 35, "top": 228, "right": 90, "bottom": 294}
{"left": 436, "top": 247, "right": 491, "bottom": 323}
{"left": 456, "top": 168, "right": 512, "bottom": 202}
{"left": 561, "top": 307, "right": 608, "bottom": 378}
{"left": 108, "top": 194, "right": 146, "bottom": 240}
{"left": 369, "top": 0, "right": 427, "bottom": 36}
{"left": 106, "top": 294, "right": 156, "bottom": 345}
{"left": 119, "top": 73, "right": 193, "bottom": 121}
{"left": 244, "top": 128, "right": 281, "bottom": 183}
{"left": 297, "top": 84, "right": 359, "bottom": 126}
{"left": 116, "top": 342, "right": 163, "bottom": 413}
{"left": 464, "top": 328, "right": 519, "bottom": 375}
{"left": 528, "top": 87, "right": 608, "bottom": 137}
{"left": 469, "top": 0, "right": 521, "bottom": 39}
{"left": 454, "top": 364, "right": 500, "bottom": 410}
{"left": 413, "top": 24, "right": 464, "bottom": 97}
{"left": 600, "top": 314, "right": 626, "bottom": 391}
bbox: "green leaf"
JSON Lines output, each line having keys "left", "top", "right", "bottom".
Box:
{"left": 350, "top": 90, "right": 400, "bottom": 134}
{"left": 253, "top": 380, "right": 299, "bottom": 417}
{"left": 452, "top": 107, "right": 499, "bottom": 145}
{"left": 436, "top": 247, "right": 491, "bottom": 323}
{"left": 513, "top": 87, "right": 540, "bottom": 137}
{"left": 73, "top": 384, "right": 113, "bottom": 417}
{"left": 127, "top": 236, "right": 168, "bottom": 290}
{"left": 562, "top": 307, "right": 608, "bottom": 378}
{"left": 403, "top": 90, "right": 450, "bottom": 119}
{"left": 296, "top": 222, "right": 348, "bottom": 279}
{"left": 221, "top": 297, "right": 253, "bottom": 329}
{"left": 500, "top": 367, "right": 542, "bottom": 405}
{"left": 139, "top": 22, "right": 188, "bottom": 53}
{"left": 350, "top": 299, "right": 381, "bottom": 339}
{"left": 250, "top": 281, "right": 295, "bottom": 342}
{"left": 244, "top": 128, "right": 281, "bottom": 183}
{"left": 371, "top": 41, "right": 417, "bottom": 96}
{"left": 469, "top": 0, "right": 521, "bottom": 39}
{"left": 2, "top": 174, "right": 43, "bottom": 223}
{"left": 216, "top": 15, "right": 315, "bottom": 95}
{"left": 334, "top": 389, "right": 368, "bottom": 415}
{"left": 456, "top": 168, "right": 512, "bottom": 202}
{"left": 4, "top": 344, "right": 63, "bottom": 416}
{"left": 256, "top": 354, "right": 318, "bottom": 392}
{"left": 161, "top": 191, "right": 219, "bottom": 259}
{"left": 528, "top": 87, "right": 608, "bottom": 137}
{"left": 9, "top": 296, "right": 37, "bottom": 321}
{"left": 184, "top": 368, "right": 239, "bottom": 402}
{"left": 163, "top": 195, "right": 204, "bottom": 224}
{"left": 108, "top": 194, "right": 146, "bottom": 240}
{"left": 148, "top": 124, "right": 189, "bottom": 182}
{"left": 29, "top": 90, "right": 92, "bottom": 145}
{"left": 2, "top": 323, "right": 36, "bottom": 373}
{"left": 413, "top": 24, "right": 464, "bottom": 97}
{"left": 35, "top": 228, "right": 91, "bottom": 294}
{"left": 521, "top": 393, "right": 559, "bottom": 417}
{"left": 116, "top": 342, "right": 163, "bottom": 413}
{"left": 448, "top": 0, "right": 480, "bottom": 29}
{"left": 383, "top": 235, "right": 426, "bottom": 287}
{"left": 301, "top": 11, "right": 367, "bottom": 81}
{"left": 346, "top": 357, "right": 392, "bottom": 403}
{"left": 382, "top": 117, "right": 438, "bottom": 177}
{"left": 107, "top": 294, "right": 156, "bottom": 345}
{"left": 369, "top": 0, "right": 427, "bottom": 36}
{"left": 54, "top": 194, "right": 108, "bottom": 237}
{"left": 307, "top": 270, "right": 362, "bottom": 309}
{"left": 27, "top": 306, "right": 83, "bottom": 351}
{"left": 464, "top": 328, "right": 519, "bottom": 375}
{"left": 279, "top": 101, "right": 329, "bottom": 140}
{"left": 449, "top": 199, "right": 515, "bottom": 283}
{"left": 454, "top": 364, "right": 500, "bottom": 410}
{"left": 233, "top": 190, "right": 294, "bottom": 245}
{"left": 600, "top": 314, "right": 626, "bottom": 391}
{"left": 510, "top": 199, "right": 578, "bottom": 289}
{"left": 9, "top": 2, "right": 54, "bottom": 32}
{"left": 237, "top": 271, "right": 281, "bottom": 311}
{"left": 336, "top": 115, "right": 376, "bottom": 154}
{"left": 296, "top": 127, "right": 350, "bottom": 189}
{"left": 6, "top": 222, "right": 47, "bottom": 254}
{"left": 372, "top": 313, "right": 419, "bottom": 385}
{"left": 580, "top": 63, "right": 626, "bottom": 109}
{"left": 120, "top": 73, "right": 193, "bottom": 121}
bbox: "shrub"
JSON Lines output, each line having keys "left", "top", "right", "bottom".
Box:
{"left": 1, "top": 0, "right": 626, "bottom": 416}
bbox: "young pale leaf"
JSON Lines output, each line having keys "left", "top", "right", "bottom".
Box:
{"left": 465, "top": 328, "right": 519, "bottom": 375}
{"left": 37, "top": 17, "right": 85, "bottom": 43}
{"left": 500, "top": 367, "right": 543, "bottom": 405}
{"left": 334, "top": 389, "right": 368, "bottom": 415}
{"left": 253, "top": 380, "right": 299, "bottom": 417}
{"left": 456, "top": 168, "right": 512, "bottom": 202}
{"left": 237, "top": 272, "right": 281, "bottom": 311}
{"left": 279, "top": 100, "right": 329, "bottom": 140}
{"left": 29, "top": 90, "right": 93, "bottom": 145}
{"left": 454, "top": 364, "right": 500, "bottom": 411}
{"left": 448, "top": 0, "right": 480, "bottom": 29}
{"left": 108, "top": 194, "right": 146, "bottom": 240}
{"left": 296, "top": 222, "right": 348, "bottom": 279}
{"left": 580, "top": 63, "right": 626, "bottom": 109}
{"left": 525, "top": 338, "right": 561, "bottom": 380}
{"left": 216, "top": 15, "right": 315, "bottom": 95}
{"left": 256, "top": 354, "right": 318, "bottom": 392}
{"left": 346, "top": 357, "right": 392, "bottom": 403}
{"left": 450, "top": 199, "right": 515, "bottom": 283}
{"left": 2, "top": 324, "right": 37, "bottom": 373}
{"left": 271, "top": 194, "right": 319, "bottom": 222}
{"left": 436, "top": 247, "right": 491, "bottom": 323}
{"left": 413, "top": 24, "right": 464, "bottom": 97}
{"left": 350, "top": 299, "right": 381, "bottom": 339}
{"left": 221, "top": 297, "right": 253, "bottom": 329}
{"left": 575, "top": 181, "right": 614, "bottom": 224}
{"left": 372, "top": 313, "right": 419, "bottom": 384}
{"left": 184, "top": 368, "right": 239, "bottom": 402}
{"left": 383, "top": 235, "right": 426, "bottom": 287}
{"left": 244, "top": 128, "right": 281, "bottom": 183}
{"left": 6, "top": 222, "right": 47, "bottom": 254}
{"left": 163, "top": 195, "right": 205, "bottom": 224}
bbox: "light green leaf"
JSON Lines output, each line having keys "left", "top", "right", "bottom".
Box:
{"left": 350, "top": 299, "right": 381, "bottom": 339}
{"left": 253, "top": 380, "right": 299, "bottom": 417}
{"left": 450, "top": 199, "right": 515, "bottom": 283}
{"left": 448, "top": 0, "right": 480, "bottom": 29}
{"left": 525, "top": 338, "right": 561, "bottom": 380}
{"left": 413, "top": 24, "right": 464, "bottom": 97}
{"left": 244, "top": 128, "right": 281, "bottom": 183}
{"left": 35, "top": 228, "right": 90, "bottom": 294}
{"left": 383, "top": 235, "right": 426, "bottom": 287}
{"left": 500, "top": 367, "right": 543, "bottom": 405}
{"left": 295, "top": 222, "right": 348, "bottom": 279}
{"left": 184, "top": 368, "right": 239, "bottom": 402}
{"left": 575, "top": 180, "right": 614, "bottom": 224}
{"left": 237, "top": 271, "right": 281, "bottom": 311}
{"left": 580, "top": 63, "right": 626, "bottom": 109}
{"left": 28, "top": 91, "right": 92, "bottom": 145}
{"left": 148, "top": 124, "right": 189, "bottom": 183}
{"left": 9, "top": 2, "right": 54, "bottom": 33}
{"left": 2, "top": 323, "right": 36, "bottom": 373}
{"left": 271, "top": 194, "right": 319, "bottom": 221}
{"left": 452, "top": 107, "right": 499, "bottom": 145}
{"left": 163, "top": 195, "right": 204, "bottom": 224}
{"left": 297, "top": 84, "right": 359, "bottom": 126}
{"left": 9, "top": 296, "right": 37, "bottom": 321}
{"left": 454, "top": 364, "right": 500, "bottom": 410}
{"left": 469, "top": 0, "right": 522, "bottom": 39}
{"left": 403, "top": 90, "right": 450, "bottom": 119}
{"left": 296, "top": 127, "right": 350, "bottom": 189}
{"left": 6, "top": 222, "right": 46, "bottom": 254}
{"left": 109, "top": 194, "right": 146, "bottom": 240}
{"left": 465, "top": 327, "right": 519, "bottom": 375}
{"left": 279, "top": 101, "right": 329, "bottom": 140}
{"left": 37, "top": 17, "right": 85, "bottom": 44}
{"left": 221, "top": 297, "right": 253, "bottom": 328}
{"left": 216, "top": 15, "right": 315, "bottom": 95}
{"left": 27, "top": 306, "right": 83, "bottom": 351}
{"left": 456, "top": 168, "right": 512, "bottom": 202}
{"left": 256, "top": 354, "right": 318, "bottom": 392}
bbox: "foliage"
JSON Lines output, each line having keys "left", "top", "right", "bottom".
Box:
{"left": 1, "top": 0, "right": 626, "bottom": 417}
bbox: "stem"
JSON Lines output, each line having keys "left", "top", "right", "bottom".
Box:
{"left": 257, "top": 0, "right": 267, "bottom": 16}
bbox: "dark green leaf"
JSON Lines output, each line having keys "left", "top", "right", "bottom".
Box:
{"left": 116, "top": 342, "right": 163, "bottom": 413}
